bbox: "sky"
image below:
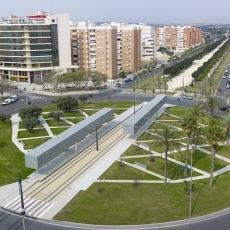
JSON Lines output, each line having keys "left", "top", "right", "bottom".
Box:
{"left": 1, "top": 0, "right": 230, "bottom": 24}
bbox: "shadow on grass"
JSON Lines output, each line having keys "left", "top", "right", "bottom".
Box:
{"left": 192, "top": 183, "right": 204, "bottom": 216}
{"left": 192, "top": 150, "right": 206, "bottom": 167}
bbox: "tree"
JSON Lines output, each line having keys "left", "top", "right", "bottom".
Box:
{"left": 48, "top": 69, "right": 65, "bottom": 89}
{"left": 78, "top": 94, "right": 88, "bottom": 103}
{"left": 205, "top": 119, "right": 225, "bottom": 187}
{"left": 90, "top": 71, "right": 108, "bottom": 89}
{"left": 150, "top": 126, "right": 181, "bottom": 185}
{"left": 49, "top": 111, "right": 63, "bottom": 121}
{"left": 0, "top": 80, "right": 8, "bottom": 98}
{"left": 53, "top": 96, "right": 78, "bottom": 112}
{"left": 119, "top": 71, "right": 126, "bottom": 79}
{"left": 0, "top": 113, "right": 11, "bottom": 123}
{"left": 221, "top": 113, "right": 230, "bottom": 145}
{"left": 22, "top": 117, "right": 38, "bottom": 132}
{"left": 208, "top": 96, "right": 222, "bottom": 118}
{"left": 181, "top": 115, "right": 198, "bottom": 177}
{"left": 19, "top": 105, "right": 42, "bottom": 119}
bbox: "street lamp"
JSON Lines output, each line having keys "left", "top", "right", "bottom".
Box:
{"left": 18, "top": 171, "right": 26, "bottom": 230}
{"left": 189, "top": 143, "right": 195, "bottom": 218}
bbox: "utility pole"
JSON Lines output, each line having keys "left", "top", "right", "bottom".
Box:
{"left": 18, "top": 171, "right": 26, "bottom": 230}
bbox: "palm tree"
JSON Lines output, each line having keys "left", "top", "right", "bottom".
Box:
{"left": 221, "top": 114, "right": 230, "bottom": 145}
{"left": 187, "top": 102, "right": 205, "bottom": 120}
{"left": 200, "top": 77, "right": 217, "bottom": 112}
{"left": 205, "top": 119, "right": 225, "bottom": 187}
{"left": 150, "top": 126, "right": 181, "bottom": 185}
{"left": 181, "top": 115, "right": 198, "bottom": 177}
{"left": 208, "top": 96, "right": 222, "bottom": 118}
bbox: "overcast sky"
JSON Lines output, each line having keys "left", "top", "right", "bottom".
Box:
{"left": 2, "top": 0, "right": 230, "bottom": 24}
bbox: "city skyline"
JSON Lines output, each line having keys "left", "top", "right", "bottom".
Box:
{"left": 1, "top": 0, "right": 230, "bottom": 24}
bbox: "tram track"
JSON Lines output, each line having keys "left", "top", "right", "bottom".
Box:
{"left": 23, "top": 116, "right": 128, "bottom": 203}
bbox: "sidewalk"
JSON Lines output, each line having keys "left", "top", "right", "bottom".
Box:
{"left": 167, "top": 41, "right": 226, "bottom": 91}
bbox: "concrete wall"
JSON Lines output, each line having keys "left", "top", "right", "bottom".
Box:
{"left": 25, "top": 108, "right": 114, "bottom": 169}
{"left": 123, "top": 94, "right": 167, "bottom": 134}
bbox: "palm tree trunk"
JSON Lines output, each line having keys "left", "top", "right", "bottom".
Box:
{"left": 227, "top": 128, "right": 230, "bottom": 145}
{"left": 184, "top": 135, "right": 190, "bottom": 177}
{"left": 164, "top": 149, "right": 168, "bottom": 185}
{"left": 209, "top": 146, "right": 216, "bottom": 187}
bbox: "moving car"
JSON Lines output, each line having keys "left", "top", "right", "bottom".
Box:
{"left": 115, "top": 83, "right": 121, "bottom": 87}
{"left": 156, "top": 64, "right": 161, "bottom": 69}
{"left": 223, "top": 75, "right": 227, "bottom": 79}
{"left": 226, "top": 84, "right": 230, "bottom": 89}
{"left": 9, "top": 95, "right": 18, "bottom": 102}
{"left": 219, "top": 106, "right": 229, "bottom": 112}
{"left": 182, "top": 95, "right": 193, "bottom": 100}
{"left": 1, "top": 99, "right": 12, "bottom": 106}
{"left": 124, "top": 79, "right": 131, "bottom": 83}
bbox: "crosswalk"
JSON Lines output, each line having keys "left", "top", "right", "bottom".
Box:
{"left": 216, "top": 95, "right": 226, "bottom": 99}
{"left": 20, "top": 95, "right": 46, "bottom": 101}
{"left": 4, "top": 196, "right": 54, "bottom": 218}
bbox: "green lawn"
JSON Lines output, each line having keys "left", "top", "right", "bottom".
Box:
{"left": 125, "top": 157, "right": 201, "bottom": 180}
{"left": 158, "top": 113, "right": 180, "bottom": 120}
{"left": 0, "top": 120, "right": 34, "bottom": 186}
{"left": 67, "top": 118, "right": 85, "bottom": 124}
{"left": 46, "top": 119, "right": 70, "bottom": 127}
{"left": 148, "top": 122, "right": 168, "bottom": 129}
{"left": 122, "top": 145, "right": 151, "bottom": 157}
{"left": 201, "top": 145, "right": 230, "bottom": 159}
{"left": 171, "top": 150, "right": 229, "bottom": 173}
{"left": 54, "top": 171, "right": 230, "bottom": 225}
{"left": 137, "top": 132, "right": 160, "bottom": 141}
{"left": 64, "top": 110, "right": 85, "bottom": 117}
{"left": 100, "top": 161, "right": 160, "bottom": 180}
{"left": 160, "top": 120, "right": 183, "bottom": 128}
{"left": 19, "top": 121, "right": 43, "bottom": 129}
{"left": 165, "top": 106, "right": 187, "bottom": 117}
{"left": 41, "top": 104, "right": 60, "bottom": 112}
{"left": 17, "top": 128, "right": 49, "bottom": 139}
{"left": 113, "top": 109, "right": 127, "bottom": 115}
{"left": 51, "top": 128, "right": 69, "bottom": 135}
{"left": 22, "top": 137, "right": 51, "bottom": 150}
{"left": 82, "top": 109, "right": 98, "bottom": 116}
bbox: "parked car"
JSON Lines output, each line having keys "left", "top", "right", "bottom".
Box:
{"left": 10, "top": 85, "right": 18, "bottom": 89}
{"left": 219, "top": 106, "right": 229, "bottom": 112}
{"left": 131, "top": 75, "right": 137, "bottom": 80}
{"left": 226, "top": 84, "right": 230, "bottom": 89}
{"left": 9, "top": 95, "right": 18, "bottom": 102}
{"left": 182, "top": 95, "right": 193, "bottom": 100}
{"left": 115, "top": 83, "right": 122, "bottom": 87}
{"left": 223, "top": 75, "right": 227, "bottom": 79}
{"left": 1, "top": 99, "right": 12, "bottom": 106}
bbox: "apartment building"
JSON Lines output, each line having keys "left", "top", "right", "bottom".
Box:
{"left": 155, "top": 26, "right": 203, "bottom": 52}
{"left": 0, "top": 11, "right": 73, "bottom": 83}
{"left": 70, "top": 21, "right": 145, "bottom": 79}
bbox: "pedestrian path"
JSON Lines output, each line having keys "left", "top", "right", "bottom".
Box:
{"left": 4, "top": 196, "right": 54, "bottom": 218}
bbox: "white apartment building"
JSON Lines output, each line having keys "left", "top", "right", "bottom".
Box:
{"left": 0, "top": 11, "right": 73, "bottom": 83}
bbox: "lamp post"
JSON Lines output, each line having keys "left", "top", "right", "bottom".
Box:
{"left": 189, "top": 144, "right": 194, "bottom": 218}
{"left": 18, "top": 171, "right": 26, "bottom": 230}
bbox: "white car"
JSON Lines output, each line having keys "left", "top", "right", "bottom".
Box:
{"left": 1, "top": 99, "right": 12, "bottom": 106}
{"left": 9, "top": 95, "right": 18, "bottom": 102}
{"left": 156, "top": 64, "right": 161, "bottom": 69}
{"left": 223, "top": 75, "right": 227, "bottom": 79}
{"left": 226, "top": 84, "right": 230, "bottom": 89}
{"left": 182, "top": 95, "right": 193, "bottom": 100}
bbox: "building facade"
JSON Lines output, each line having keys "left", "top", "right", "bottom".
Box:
{"left": 70, "top": 21, "right": 154, "bottom": 79}
{"left": 155, "top": 26, "right": 203, "bottom": 52}
{"left": 0, "top": 11, "right": 73, "bottom": 83}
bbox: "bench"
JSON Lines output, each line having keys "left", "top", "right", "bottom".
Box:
{"left": 20, "top": 141, "right": 25, "bottom": 147}
{"left": 134, "top": 162, "right": 147, "bottom": 170}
